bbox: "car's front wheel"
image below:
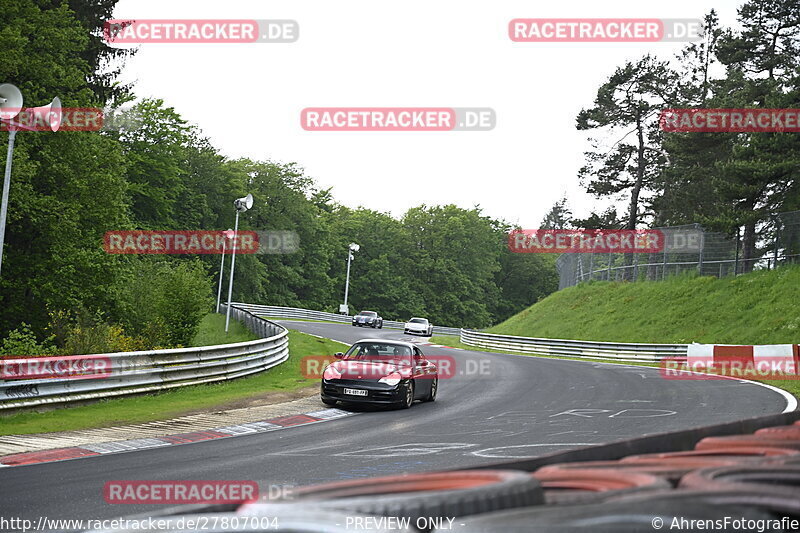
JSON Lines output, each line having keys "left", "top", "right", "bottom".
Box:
{"left": 400, "top": 380, "right": 414, "bottom": 409}
{"left": 321, "top": 397, "right": 337, "bottom": 406}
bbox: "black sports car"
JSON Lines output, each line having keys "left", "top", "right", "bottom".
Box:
{"left": 320, "top": 339, "right": 438, "bottom": 408}
{"left": 351, "top": 310, "right": 383, "bottom": 328}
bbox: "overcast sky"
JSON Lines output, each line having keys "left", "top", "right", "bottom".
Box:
{"left": 111, "top": 0, "right": 742, "bottom": 228}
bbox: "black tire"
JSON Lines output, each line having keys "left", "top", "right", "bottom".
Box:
{"left": 378, "top": 322, "right": 382, "bottom": 329}
{"left": 297, "top": 470, "right": 544, "bottom": 525}
{"left": 400, "top": 380, "right": 414, "bottom": 409}
{"left": 425, "top": 377, "right": 438, "bottom": 402}
{"left": 321, "top": 397, "right": 337, "bottom": 406}
{"left": 371, "top": 324, "right": 376, "bottom": 328}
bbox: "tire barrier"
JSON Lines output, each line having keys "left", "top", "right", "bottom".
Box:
{"left": 534, "top": 459, "right": 744, "bottom": 485}
{"left": 530, "top": 467, "right": 670, "bottom": 504}
{"left": 609, "top": 489, "right": 800, "bottom": 520}
{"left": 436, "top": 499, "right": 778, "bottom": 532}
{"left": 240, "top": 471, "right": 544, "bottom": 525}
{"left": 620, "top": 447, "right": 800, "bottom": 462}
{"left": 679, "top": 464, "right": 800, "bottom": 495}
{"left": 696, "top": 435, "right": 800, "bottom": 451}
{"left": 755, "top": 425, "right": 800, "bottom": 438}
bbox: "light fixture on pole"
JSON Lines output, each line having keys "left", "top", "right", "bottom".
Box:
{"left": 225, "top": 193, "right": 253, "bottom": 332}
{"left": 340, "top": 242, "right": 360, "bottom": 314}
{"left": 0, "top": 83, "right": 61, "bottom": 277}
{"left": 215, "top": 228, "right": 235, "bottom": 313}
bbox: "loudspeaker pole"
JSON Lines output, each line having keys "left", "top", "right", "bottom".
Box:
{"left": 0, "top": 128, "right": 17, "bottom": 277}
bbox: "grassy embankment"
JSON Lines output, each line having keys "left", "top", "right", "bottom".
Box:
{"left": 433, "top": 266, "right": 800, "bottom": 398}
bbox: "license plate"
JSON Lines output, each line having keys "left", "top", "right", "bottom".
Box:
{"left": 344, "top": 388, "right": 368, "bottom": 396}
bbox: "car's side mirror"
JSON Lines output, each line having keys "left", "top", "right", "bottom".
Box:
{"left": 334, "top": 352, "right": 344, "bottom": 359}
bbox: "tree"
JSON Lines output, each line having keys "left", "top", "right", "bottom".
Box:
{"left": 577, "top": 55, "right": 678, "bottom": 230}
{"left": 540, "top": 196, "right": 572, "bottom": 229}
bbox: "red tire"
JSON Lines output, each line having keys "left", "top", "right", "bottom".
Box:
{"left": 696, "top": 435, "right": 800, "bottom": 450}
{"left": 621, "top": 446, "right": 799, "bottom": 462}
{"left": 534, "top": 459, "right": 738, "bottom": 484}
{"left": 531, "top": 467, "right": 669, "bottom": 504}
{"left": 754, "top": 425, "right": 800, "bottom": 438}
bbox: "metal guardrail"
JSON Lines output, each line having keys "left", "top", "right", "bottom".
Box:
{"left": 459, "top": 329, "right": 688, "bottom": 362}
{"left": 233, "top": 303, "right": 463, "bottom": 336}
{"left": 0, "top": 305, "right": 289, "bottom": 410}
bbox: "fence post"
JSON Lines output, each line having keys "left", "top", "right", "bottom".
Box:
{"left": 734, "top": 227, "right": 740, "bottom": 276}
{"left": 773, "top": 215, "right": 780, "bottom": 270}
{"left": 697, "top": 247, "right": 704, "bottom": 275}
{"left": 607, "top": 253, "right": 612, "bottom": 280}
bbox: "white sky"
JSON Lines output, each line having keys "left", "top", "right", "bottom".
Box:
{"left": 112, "top": 0, "right": 742, "bottom": 228}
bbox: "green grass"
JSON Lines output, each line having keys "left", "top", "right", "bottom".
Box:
{"left": 0, "top": 323, "right": 347, "bottom": 436}
{"left": 491, "top": 266, "right": 800, "bottom": 345}
{"left": 191, "top": 313, "right": 260, "bottom": 346}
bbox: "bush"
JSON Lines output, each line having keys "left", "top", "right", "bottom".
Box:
{"left": 113, "top": 259, "right": 214, "bottom": 348}
{"left": 0, "top": 323, "right": 56, "bottom": 356}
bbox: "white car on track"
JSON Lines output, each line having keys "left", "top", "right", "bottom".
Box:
{"left": 404, "top": 317, "right": 433, "bottom": 336}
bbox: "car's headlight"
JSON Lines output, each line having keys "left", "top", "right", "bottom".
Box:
{"left": 379, "top": 373, "right": 402, "bottom": 386}
{"left": 323, "top": 365, "right": 342, "bottom": 380}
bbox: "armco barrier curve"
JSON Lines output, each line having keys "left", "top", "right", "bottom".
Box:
{"left": 231, "top": 302, "right": 463, "bottom": 336}
{"left": 459, "top": 329, "right": 689, "bottom": 362}
{"left": 0, "top": 305, "right": 288, "bottom": 411}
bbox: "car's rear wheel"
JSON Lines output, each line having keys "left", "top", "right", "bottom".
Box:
{"left": 425, "top": 377, "right": 438, "bottom": 402}
{"left": 400, "top": 380, "right": 414, "bottom": 409}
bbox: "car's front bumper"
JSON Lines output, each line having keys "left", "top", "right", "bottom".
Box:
{"left": 321, "top": 379, "right": 403, "bottom": 404}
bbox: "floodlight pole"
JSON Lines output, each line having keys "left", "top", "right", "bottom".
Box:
{"left": 344, "top": 248, "right": 353, "bottom": 308}
{"left": 215, "top": 236, "right": 228, "bottom": 314}
{"left": 224, "top": 211, "right": 241, "bottom": 333}
{"left": 0, "top": 128, "right": 17, "bottom": 277}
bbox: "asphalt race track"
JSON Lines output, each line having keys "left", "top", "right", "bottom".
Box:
{"left": 1, "top": 321, "right": 791, "bottom": 522}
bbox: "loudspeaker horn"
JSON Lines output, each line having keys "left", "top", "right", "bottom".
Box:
{"left": 23, "top": 97, "right": 62, "bottom": 132}
{"left": 0, "top": 83, "right": 23, "bottom": 121}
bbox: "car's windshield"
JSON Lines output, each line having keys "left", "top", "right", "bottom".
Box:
{"left": 358, "top": 311, "right": 377, "bottom": 317}
{"left": 344, "top": 343, "right": 413, "bottom": 366}
{"left": 409, "top": 318, "right": 427, "bottom": 324}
